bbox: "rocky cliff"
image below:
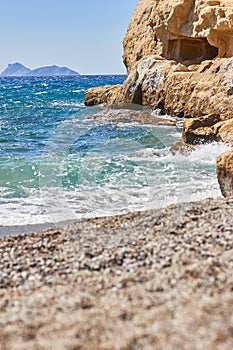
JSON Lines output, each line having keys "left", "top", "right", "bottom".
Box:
{"left": 85, "top": 0, "right": 233, "bottom": 197}
{"left": 123, "top": 0, "right": 233, "bottom": 70}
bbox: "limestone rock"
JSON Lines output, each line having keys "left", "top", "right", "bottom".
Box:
{"left": 85, "top": 85, "right": 122, "bottom": 106}
{"left": 163, "top": 58, "right": 233, "bottom": 118}
{"left": 170, "top": 141, "right": 195, "bottom": 156}
{"left": 121, "top": 57, "right": 176, "bottom": 106}
{"left": 216, "top": 118, "right": 233, "bottom": 144}
{"left": 85, "top": 57, "right": 233, "bottom": 127}
{"left": 183, "top": 114, "right": 226, "bottom": 144}
{"left": 84, "top": 0, "right": 233, "bottom": 197}
{"left": 85, "top": 0, "right": 233, "bottom": 131}
{"left": 123, "top": 0, "right": 157, "bottom": 73}
{"left": 123, "top": 0, "right": 233, "bottom": 73}
{"left": 183, "top": 115, "right": 233, "bottom": 144}
{"left": 216, "top": 149, "right": 233, "bottom": 197}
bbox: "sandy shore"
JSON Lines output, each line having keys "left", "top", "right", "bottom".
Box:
{"left": 0, "top": 197, "right": 233, "bottom": 350}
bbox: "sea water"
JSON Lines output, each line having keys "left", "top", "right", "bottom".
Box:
{"left": 0, "top": 75, "right": 230, "bottom": 228}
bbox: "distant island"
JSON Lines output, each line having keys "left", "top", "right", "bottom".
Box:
{"left": 0, "top": 62, "right": 80, "bottom": 77}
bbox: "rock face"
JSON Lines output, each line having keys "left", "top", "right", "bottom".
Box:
{"left": 85, "top": 85, "right": 122, "bottom": 106}
{"left": 85, "top": 0, "right": 233, "bottom": 121}
{"left": 123, "top": 0, "right": 233, "bottom": 72}
{"left": 216, "top": 149, "right": 233, "bottom": 197}
{"left": 84, "top": 0, "right": 233, "bottom": 197}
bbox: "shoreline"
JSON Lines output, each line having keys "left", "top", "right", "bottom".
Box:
{"left": 1, "top": 197, "right": 233, "bottom": 349}
{"left": 0, "top": 220, "right": 76, "bottom": 239}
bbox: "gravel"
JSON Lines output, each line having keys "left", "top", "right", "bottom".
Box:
{"left": 0, "top": 197, "right": 233, "bottom": 350}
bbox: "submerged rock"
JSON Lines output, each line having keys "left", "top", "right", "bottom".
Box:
{"left": 85, "top": 106, "right": 176, "bottom": 126}
{"left": 170, "top": 141, "right": 195, "bottom": 156}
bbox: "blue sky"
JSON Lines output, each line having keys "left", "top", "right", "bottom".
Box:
{"left": 0, "top": 0, "right": 138, "bottom": 74}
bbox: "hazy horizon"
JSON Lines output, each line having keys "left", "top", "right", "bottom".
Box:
{"left": 0, "top": 0, "right": 138, "bottom": 75}
{"left": 0, "top": 62, "right": 128, "bottom": 76}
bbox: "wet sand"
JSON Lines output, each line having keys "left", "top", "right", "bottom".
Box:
{"left": 0, "top": 197, "right": 233, "bottom": 350}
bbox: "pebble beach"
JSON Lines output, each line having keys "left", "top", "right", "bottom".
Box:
{"left": 0, "top": 197, "right": 233, "bottom": 349}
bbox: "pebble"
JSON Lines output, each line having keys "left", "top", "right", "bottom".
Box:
{"left": 0, "top": 197, "right": 232, "bottom": 349}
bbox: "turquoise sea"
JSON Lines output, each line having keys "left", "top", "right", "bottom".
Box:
{"left": 0, "top": 75, "right": 230, "bottom": 230}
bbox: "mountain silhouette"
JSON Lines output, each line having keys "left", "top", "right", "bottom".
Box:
{"left": 0, "top": 63, "right": 80, "bottom": 77}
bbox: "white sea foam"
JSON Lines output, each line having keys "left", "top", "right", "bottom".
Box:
{"left": 0, "top": 140, "right": 229, "bottom": 227}
{"left": 12, "top": 85, "right": 23, "bottom": 89}
{"left": 0, "top": 75, "right": 230, "bottom": 229}
{"left": 51, "top": 101, "right": 85, "bottom": 108}
{"left": 72, "top": 89, "right": 85, "bottom": 93}
{"left": 35, "top": 91, "right": 48, "bottom": 95}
